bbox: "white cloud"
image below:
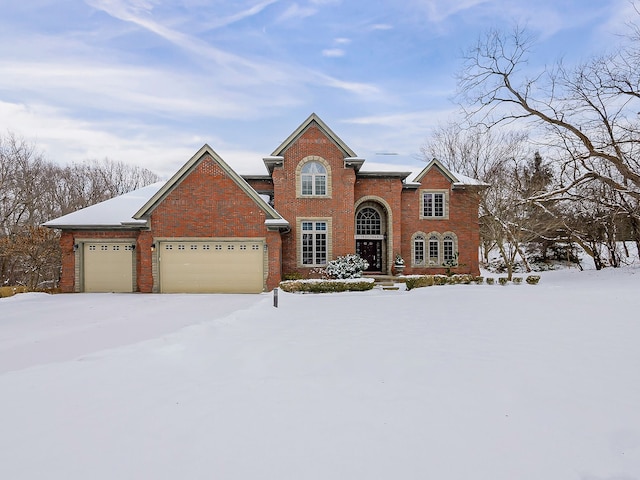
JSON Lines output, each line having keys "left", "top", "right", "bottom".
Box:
{"left": 322, "top": 48, "right": 345, "bottom": 57}
{"left": 277, "top": 3, "right": 318, "bottom": 21}
{"left": 370, "top": 23, "right": 393, "bottom": 31}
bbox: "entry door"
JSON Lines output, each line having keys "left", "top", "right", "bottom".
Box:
{"left": 356, "top": 240, "right": 382, "bottom": 271}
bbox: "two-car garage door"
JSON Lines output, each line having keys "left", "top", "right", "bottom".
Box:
{"left": 159, "top": 240, "right": 264, "bottom": 293}
{"left": 81, "top": 239, "right": 265, "bottom": 293}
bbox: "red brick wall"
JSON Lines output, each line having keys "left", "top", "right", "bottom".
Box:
{"left": 59, "top": 229, "right": 142, "bottom": 292}
{"left": 59, "top": 154, "right": 283, "bottom": 293}
{"left": 149, "top": 154, "right": 280, "bottom": 289}
{"left": 272, "top": 125, "right": 357, "bottom": 277}
{"left": 59, "top": 231, "right": 75, "bottom": 293}
{"left": 400, "top": 168, "right": 481, "bottom": 276}
{"left": 354, "top": 177, "right": 404, "bottom": 273}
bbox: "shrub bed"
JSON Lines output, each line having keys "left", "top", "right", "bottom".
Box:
{"left": 0, "top": 286, "right": 28, "bottom": 298}
{"left": 279, "top": 279, "right": 375, "bottom": 293}
{"left": 405, "top": 275, "right": 435, "bottom": 291}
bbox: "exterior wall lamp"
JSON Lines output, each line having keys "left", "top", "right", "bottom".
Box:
{"left": 150, "top": 243, "right": 156, "bottom": 252}
{"left": 73, "top": 244, "right": 79, "bottom": 252}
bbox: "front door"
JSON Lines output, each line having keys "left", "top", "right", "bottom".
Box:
{"left": 356, "top": 240, "right": 382, "bottom": 272}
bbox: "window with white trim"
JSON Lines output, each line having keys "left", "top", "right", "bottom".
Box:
{"left": 413, "top": 234, "right": 425, "bottom": 266}
{"left": 356, "top": 207, "right": 381, "bottom": 235}
{"left": 301, "top": 161, "right": 327, "bottom": 196}
{"left": 421, "top": 190, "right": 448, "bottom": 219}
{"left": 428, "top": 235, "right": 440, "bottom": 265}
{"left": 301, "top": 221, "right": 327, "bottom": 265}
{"left": 443, "top": 235, "right": 455, "bottom": 263}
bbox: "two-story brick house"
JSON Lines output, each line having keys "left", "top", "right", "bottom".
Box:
{"left": 45, "top": 113, "right": 485, "bottom": 293}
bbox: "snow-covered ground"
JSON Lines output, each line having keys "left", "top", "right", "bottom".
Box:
{"left": 1, "top": 266, "right": 639, "bottom": 480}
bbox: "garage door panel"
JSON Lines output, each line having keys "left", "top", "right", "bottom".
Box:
{"left": 159, "top": 241, "right": 263, "bottom": 293}
{"left": 84, "top": 243, "right": 134, "bottom": 292}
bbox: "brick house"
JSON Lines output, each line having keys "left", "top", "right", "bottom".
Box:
{"left": 45, "top": 113, "right": 485, "bottom": 293}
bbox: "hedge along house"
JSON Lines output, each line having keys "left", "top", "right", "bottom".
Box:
{"left": 44, "top": 113, "right": 486, "bottom": 293}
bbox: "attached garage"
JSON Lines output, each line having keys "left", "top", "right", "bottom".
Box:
{"left": 83, "top": 241, "right": 135, "bottom": 293}
{"left": 158, "top": 240, "right": 265, "bottom": 293}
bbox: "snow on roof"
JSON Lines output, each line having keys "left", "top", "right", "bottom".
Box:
{"left": 43, "top": 182, "right": 165, "bottom": 228}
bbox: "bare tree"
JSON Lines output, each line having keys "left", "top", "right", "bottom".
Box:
{"left": 423, "top": 123, "right": 566, "bottom": 277}
{"left": 0, "top": 132, "right": 160, "bottom": 288}
{"left": 456, "top": 22, "right": 640, "bottom": 265}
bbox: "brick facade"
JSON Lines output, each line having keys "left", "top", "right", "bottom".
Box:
{"left": 52, "top": 114, "right": 482, "bottom": 293}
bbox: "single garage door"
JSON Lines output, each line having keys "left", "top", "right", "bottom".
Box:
{"left": 83, "top": 242, "right": 134, "bottom": 292}
{"left": 159, "top": 240, "right": 264, "bottom": 293}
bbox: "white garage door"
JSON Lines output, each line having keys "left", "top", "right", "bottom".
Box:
{"left": 159, "top": 240, "right": 264, "bottom": 293}
{"left": 83, "top": 242, "right": 134, "bottom": 292}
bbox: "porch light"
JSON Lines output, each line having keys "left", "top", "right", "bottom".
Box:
{"left": 150, "top": 243, "right": 156, "bottom": 252}
{"left": 73, "top": 244, "right": 79, "bottom": 252}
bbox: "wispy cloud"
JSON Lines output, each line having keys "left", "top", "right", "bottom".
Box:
{"left": 198, "top": 0, "right": 281, "bottom": 30}
{"left": 370, "top": 24, "right": 393, "bottom": 31}
{"left": 322, "top": 48, "right": 345, "bottom": 57}
{"left": 277, "top": 3, "right": 319, "bottom": 21}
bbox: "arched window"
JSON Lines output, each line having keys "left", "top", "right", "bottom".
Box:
{"left": 428, "top": 234, "right": 440, "bottom": 265}
{"left": 413, "top": 234, "right": 425, "bottom": 266}
{"left": 442, "top": 235, "right": 455, "bottom": 263}
{"left": 443, "top": 234, "right": 457, "bottom": 265}
{"left": 301, "top": 161, "right": 327, "bottom": 196}
{"left": 356, "top": 207, "right": 381, "bottom": 235}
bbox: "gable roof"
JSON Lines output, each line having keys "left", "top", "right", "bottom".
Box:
{"left": 271, "top": 113, "right": 357, "bottom": 158}
{"left": 43, "top": 182, "right": 164, "bottom": 229}
{"left": 134, "top": 144, "right": 287, "bottom": 225}
{"left": 408, "top": 158, "right": 489, "bottom": 188}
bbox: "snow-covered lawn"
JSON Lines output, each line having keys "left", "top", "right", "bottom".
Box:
{"left": 1, "top": 267, "right": 639, "bottom": 479}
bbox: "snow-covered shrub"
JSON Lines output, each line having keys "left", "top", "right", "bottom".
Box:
{"left": 279, "top": 278, "right": 375, "bottom": 293}
{"left": 433, "top": 275, "right": 448, "bottom": 285}
{"left": 486, "top": 277, "right": 495, "bottom": 285}
{"left": 325, "top": 254, "right": 369, "bottom": 279}
{"left": 526, "top": 275, "right": 541, "bottom": 285}
{"left": 512, "top": 276, "right": 523, "bottom": 284}
{"left": 473, "top": 276, "right": 484, "bottom": 284}
{"left": 454, "top": 274, "right": 473, "bottom": 284}
{"left": 498, "top": 277, "right": 509, "bottom": 285}
{"left": 405, "top": 275, "right": 434, "bottom": 291}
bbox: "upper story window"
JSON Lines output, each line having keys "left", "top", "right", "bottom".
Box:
{"left": 421, "top": 190, "right": 449, "bottom": 219}
{"left": 301, "top": 161, "right": 327, "bottom": 196}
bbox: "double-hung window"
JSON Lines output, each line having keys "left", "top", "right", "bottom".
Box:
{"left": 301, "top": 221, "right": 327, "bottom": 265}
{"left": 421, "top": 191, "right": 447, "bottom": 219}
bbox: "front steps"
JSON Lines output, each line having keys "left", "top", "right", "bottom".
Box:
{"left": 365, "top": 274, "right": 404, "bottom": 291}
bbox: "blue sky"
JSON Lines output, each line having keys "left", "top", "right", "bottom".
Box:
{"left": 0, "top": 0, "right": 632, "bottom": 177}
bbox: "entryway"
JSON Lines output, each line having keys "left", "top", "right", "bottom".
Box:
{"left": 355, "top": 202, "right": 389, "bottom": 273}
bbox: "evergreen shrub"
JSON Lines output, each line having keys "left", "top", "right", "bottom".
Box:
{"left": 279, "top": 279, "right": 374, "bottom": 293}
{"left": 325, "top": 254, "right": 369, "bottom": 279}
{"left": 405, "top": 275, "right": 434, "bottom": 291}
